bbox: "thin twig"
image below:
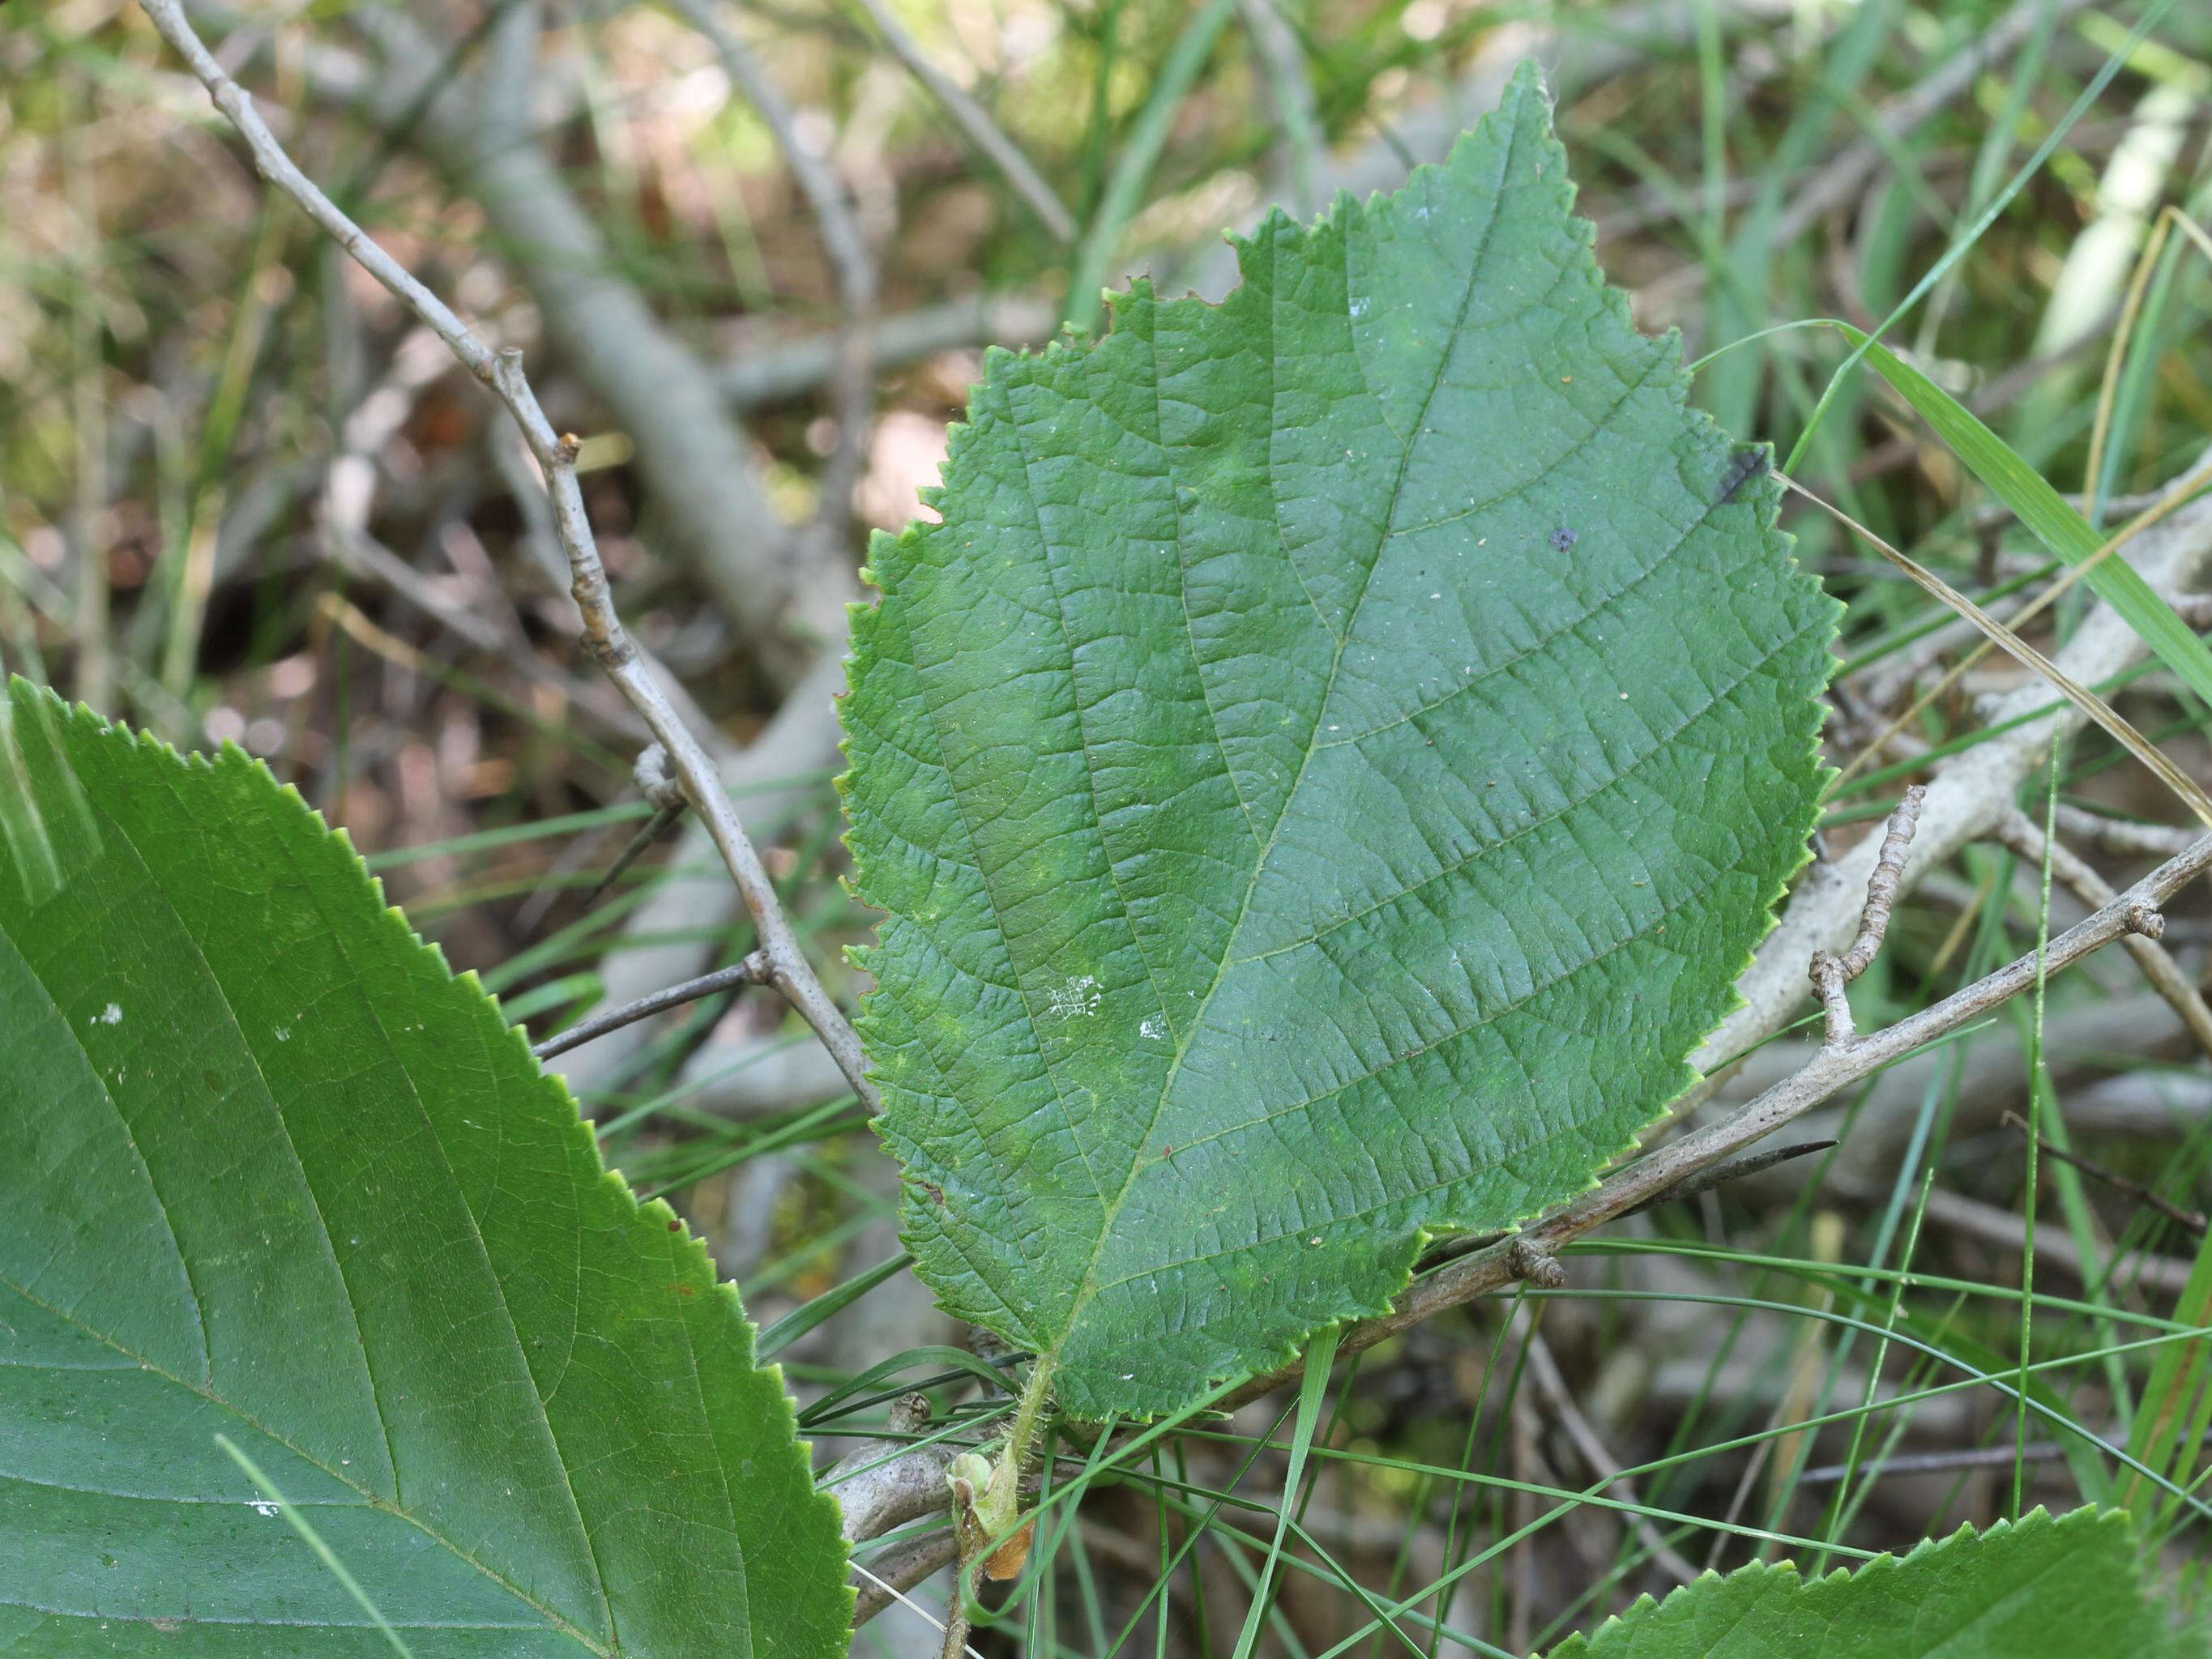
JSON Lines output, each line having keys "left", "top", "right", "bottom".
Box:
{"left": 719, "top": 294, "right": 1057, "bottom": 409}
{"left": 1990, "top": 807, "right": 2212, "bottom": 1064}
{"left": 530, "top": 951, "right": 769, "bottom": 1062}
{"left": 937, "top": 1531, "right": 979, "bottom": 1659}
{"left": 1521, "top": 1329, "right": 1700, "bottom": 1586}
{"left": 1833, "top": 787, "right": 1928, "bottom": 981}
{"left": 511, "top": 750, "right": 688, "bottom": 939}
{"left": 841, "top": 838, "right": 2212, "bottom": 1631}
{"left": 849, "top": 0, "right": 1077, "bottom": 244}
{"left": 1809, "top": 786, "right": 1926, "bottom": 1045}
{"left": 1616, "top": 1139, "right": 1837, "bottom": 1218}
{"left": 2052, "top": 803, "right": 2204, "bottom": 860}
{"left": 575, "top": 803, "right": 686, "bottom": 915}
{"left": 138, "top": 0, "right": 882, "bottom": 1112}
{"left": 1220, "top": 829, "right": 2212, "bottom": 1410}
{"left": 1798, "top": 1441, "right": 2063, "bottom": 1486}
{"left": 527, "top": 746, "right": 695, "bottom": 938}
{"left": 2000, "top": 1111, "right": 2209, "bottom": 1238}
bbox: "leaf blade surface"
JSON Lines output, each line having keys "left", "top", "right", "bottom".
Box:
{"left": 842, "top": 63, "right": 1837, "bottom": 1418}
{"left": 1541, "top": 1508, "right": 2184, "bottom": 1658}
{"left": 0, "top": 683, "right": 850, "bottom": 1657}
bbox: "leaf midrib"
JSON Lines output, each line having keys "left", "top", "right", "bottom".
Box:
{"left": 1020, "top": 97, "right": 1533, "bottom": 1369}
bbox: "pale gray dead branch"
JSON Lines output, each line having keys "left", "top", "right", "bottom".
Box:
{"left": 1811, "top": 785, "right": 1925, "bottom": 1044}
{"left": 829, "top": 1393, "right": 951, "bottom": 1545}
{"left": 139, "top": 0, "right": 878, "bottom": 1111}
{"left": 549, "top": 650, "right": 849, "bottom": 1101}
{"left": 1699, "top": 464, "right": 2212, "bottom": 1072}
{"left": 718, "top": 295, "right": 1059, "bottom": 409}
{"left": 1991, "top": 806, "right": 2212, "bottom": 1062}
{"left": 1521, "top": 1328, "right": 1699, "bottom": 1586}
{"left": 284, "top": 2, "right": 852, "bottom": 683}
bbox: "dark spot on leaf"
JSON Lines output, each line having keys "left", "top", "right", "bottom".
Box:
{"left": 203, "top": 1069, "right": 221, "bottom": 1092}
{"left": 1718, "top": 446, "right": 1770, "bottom": 503}
{"left": 667, "top": 1219, "right": 681, "bottom": 1232}
{"left": 673, "top": 1282, "right": 695, "bottom": 1297}
{"left": 1550, "top": 527, "right": 1578, "bottom": 552}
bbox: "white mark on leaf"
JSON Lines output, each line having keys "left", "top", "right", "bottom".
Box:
{"left": 248, "top": 1500, "right": 280, "bottom": 1518}
{"left": 95, "top": 1004, "right": 122, "bottom": 1026}
{"left": 1048, "top": 975, "right": 1102, "bottom": 1019}
{"left": 1140, "top": 1015, "right": 1167, "bottom": 1041}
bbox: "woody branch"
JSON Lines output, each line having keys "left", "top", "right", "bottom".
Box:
{"left": 138, "top": 0, "right": 877, "bottom": 1112}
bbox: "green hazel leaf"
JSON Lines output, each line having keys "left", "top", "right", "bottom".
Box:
{"left": 839, "top": 60, "right": 1838, "bottom": 1420}
{"left": 1540, "top": 1508, "right": 2192, "bottom": 1658}
{"left": 0, "top": 680, "right": 850, "bottom": 1657}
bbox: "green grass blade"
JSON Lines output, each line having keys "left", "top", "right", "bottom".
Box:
{"left": 1061, "top": 0, "right": 1236, "bottom": 334}
{"left": 1830, "top": 322, "right": 2212, "bottom": 712}
{"left": 757, "top": 1250, "right": 914, "bottom": 1362}
{"left": 1230, "top": 1323, "right": 1340, "bottom": 1659}
{"left": 215, "top": 1435, "right": 416, "bottom": 1659}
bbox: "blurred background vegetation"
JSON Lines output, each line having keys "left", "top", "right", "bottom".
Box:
{"left": 6, "top": 0, "right": 2212, "bottom": 1653}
